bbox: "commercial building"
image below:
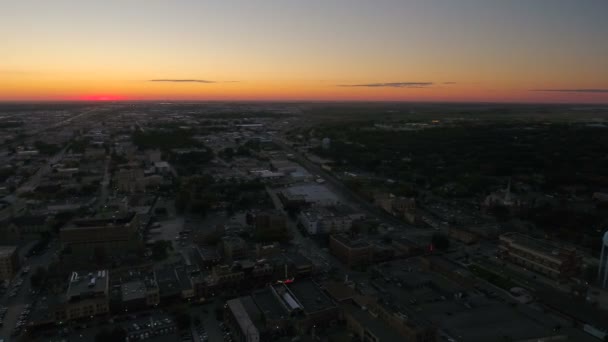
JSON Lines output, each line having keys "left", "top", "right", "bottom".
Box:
{"left": 599, "top": 231, "right": 608, "bottom": 288}
{"left": 203, "top": 260, "right": 275, "bottom": 296}
{"left": 298, "top": 206, "right": 364, "bottom": 235}
{"left": 154, "top": 264, "right": 194, "bottom": 301}
{"left": 270, "top": 160, "right": 313, "bottom": 182}
{"left": 343, "top": 300, "right": 435, "bottom": 342}
{"left": 254, "top": 242, "right": 281, "bottom": 259}
{"left": 366, "top": 258, "right": 572, "bottom": 342}
{"left": 498, "top": 232, "right": 582, "bottom": 279}
{"left": 225, "top": 279, "right": 338, "bottom": 340}
{"left": 391, "top": 237, "right": 424, "bottom": 258}
{"left": 154, "top": 161, "right": 171, "bottom": 174}
{"left": 221, "top": 236, "right": 249, "bottom": 261}
{"left": 225, "top": 297, "right": 261, "bottom": 342}
{"left": 0, "top": 246, "right": 19, "bottom": 280}
{"left": 195, "top": 246, "right": 221, "bottom": 269}
{"left": 329, "top": 234, "right": 373, "bottom": 268}
{"left": 275, "top": 280, "right": 339, "bottom": 333}
{"left": 255, "top": 210, "right": 287, "bottom": 235}
{"left": 448, "top": 226, "right": 479, "bottom": 245}
{"left": 56, "top": 270, "right": 110, "bottom": 322}
{"left": 114, "top": 168, "right": 145, "bottom": 193}
{"left": 374, "top": 193, "right": 416, "bottom": 224}
{"left": 60, "top": 212, "right": 141, "bottom": 256}
{"left": 119, "top": 279, "right": 160, "bottom": 311}
{"left": 2, "top": 215, "right": 51, "bottom": 242}
{"left": 280, "top": 184, "right": 340, "bottom": 207}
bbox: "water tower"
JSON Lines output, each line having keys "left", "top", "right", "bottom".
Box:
{"left": 322, "top": 137, "right": 331, "bottom": 150}
{"left": 599, "top": 231, "right": 608, "bottom": 288}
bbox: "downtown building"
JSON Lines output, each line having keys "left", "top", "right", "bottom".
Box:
{"left": 298, "top": 205, "right": 364, "bottom": 236}
{"left": 60, "top": 211, "right": 142, "bottom": 257}
{"left": 498, "top": 232, "right": 582, "bottom": 279}
{"left": 224, "top": 279, "right": 339, "bottom": 341}
{"left": 54, "top": 270, "right": 110, "bottom": 323}
{"left": 0, "top": 246, "right": 19, "bottom": 280}
{"left": 329, "top": 234, "right": 373, "bottom": 268}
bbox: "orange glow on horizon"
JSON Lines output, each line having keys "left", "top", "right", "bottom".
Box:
{"left": 1, "top": 76, "right": 607, "bottom": 104}
{"left": 2, "top": 1, "right": 607, "bottom": 104}
{"left": 76, "top": 94, "right": 128, "bottom": 102}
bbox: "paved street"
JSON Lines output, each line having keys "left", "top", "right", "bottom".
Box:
{"left": 94, "top": 155, "right": 112, "bottom": 210}
{"left": 0, "top": 240, "right": 57, "bottom": 340}
{"left": 266, "top": 186, "right": 346, "bottom": 275}
{"left": 16, "top": 145, "right": 68, "bottom": 194}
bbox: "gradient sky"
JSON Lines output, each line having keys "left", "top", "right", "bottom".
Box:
{"left": 2, "top": 0, "right": 607, "bottom": 102}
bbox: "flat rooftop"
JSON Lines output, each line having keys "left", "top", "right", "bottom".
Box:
{"left": 431, "top": 302, "right": 557, "bottom": 342}
{"left": 121, "top": 280, "right": 147, "bottom": 302}
{"left": 252, "top": 288, "right": 288, "bottom": 320}
{"left": 70, "top": 212, "right": 136, "bottom": 228}
{"left": 227, "top": 298, "right": 260, "bottom": 337}
{"left": 195, "top": 247, "right": 220, "bottom": 261}
{"left": 283, "top": 184, "right": 339, "bottom": 204}
{"left": 501, "top": 232, "right": 576, "bottom": 257}
{"left": 331, "top": 234, "right": 370, "bottom": 249}
{"left": 154, "top": 161, "right": 170, "bottom": 168}
{"left": 287, "top": 280, "right": 336, "bottom": 314}
{"left": 343, "top": 302, "right": 405, "bottom": 341}
{"left": 0, "top": 245, "right": 17, "bottom": 258}
{"left": 66, "top": 270, "right": 109, "bottom": 300}
{"left": 155, "top": 265, "right": 181, "bottom": 296}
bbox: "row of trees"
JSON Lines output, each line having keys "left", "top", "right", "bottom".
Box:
{"left": 218, "top": 145, "right": 251, "bottom": 161}
{"left": 132, "top": 129, "right": 202, "bottom": 151}
{"left": 313, "top": 123, "right": 608, "bottom": 197}
{"left": 175, "top": 175, "right": 269, "bottom": 215}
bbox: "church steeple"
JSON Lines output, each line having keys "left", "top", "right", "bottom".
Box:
{"left": 505, "top": 178, "right": 512, "bottom": 204}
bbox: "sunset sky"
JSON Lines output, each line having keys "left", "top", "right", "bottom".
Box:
{"left": 2, "top": 0, "right": 607, "bottom": 103}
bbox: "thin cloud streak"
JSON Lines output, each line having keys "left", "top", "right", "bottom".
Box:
{"left": 338, "top": 82, "right": 433, "bottom": 88}
{"left": 150, "top": 79, "right": 216, "bottom": 83}
{"left": 531, "top": 89, "right": 608, "bottom": 93}
{"left": 0, "top": 70, "right": 39, "bottom": 75}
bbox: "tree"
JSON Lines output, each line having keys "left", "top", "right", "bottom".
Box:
{"left": 176, "top": 312, "right": 191, "bottom": 330}
{"left": 94, "top": 246, "right": 107, "bottom": 265}
{"left": 489, "top": 205, "right": 510, "bottom": 222}
{"left": 47, "top": 261, "right": 61, "bottom": 275}
{"left": 221, "top": 147, "right": 234, "bottom": 161}
{"left": 109, "top": 327, "right": 127, "bottom": 341}
{"left": 95, "top": 330, "right": 112, "bottom": 342}
{"left": 215, "top": 307, "right": 224, "bottom": 321}
{"left": 245, "top": 212, "right": 254, "bottom": 226}
{"left": 236, "top": 145, "right": 250, "bottom": 156}
{"left": 431, "top": 233, "right": 450, "bottom": 251}
{"left": 30, "top": 266, "right": 48, "bottom": 289}
{"left": 96, "top": 327, "right": 127, "bottom": 342}
{"left": 151, "top": 240, "right": 173, "bottom": 261}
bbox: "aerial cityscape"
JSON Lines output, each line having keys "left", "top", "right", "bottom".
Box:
{"left": 1, "top": 1, "right": 608, "bottom": 342}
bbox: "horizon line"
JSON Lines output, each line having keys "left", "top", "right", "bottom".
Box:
{"left": 0, "top": 99, "right": 607, "bottom": 106}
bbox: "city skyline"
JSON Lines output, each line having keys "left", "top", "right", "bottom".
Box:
{"left": 2, "top": 0, "right": 608, "bottom": 103}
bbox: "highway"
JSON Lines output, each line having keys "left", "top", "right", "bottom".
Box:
{"left": 266, "top": 186, "right": 344, "bottom": 274}
{"left": 12, "top": 107, "right": 108, "bottom": 196}
{"left": 1, "top": 108, "right": 101, "bottom": 150}
{"left": 94, "top": 155, "right": 112, "bottom": 210}
{"left": 15, "top": 145, "right": 69, "bottom": 195}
